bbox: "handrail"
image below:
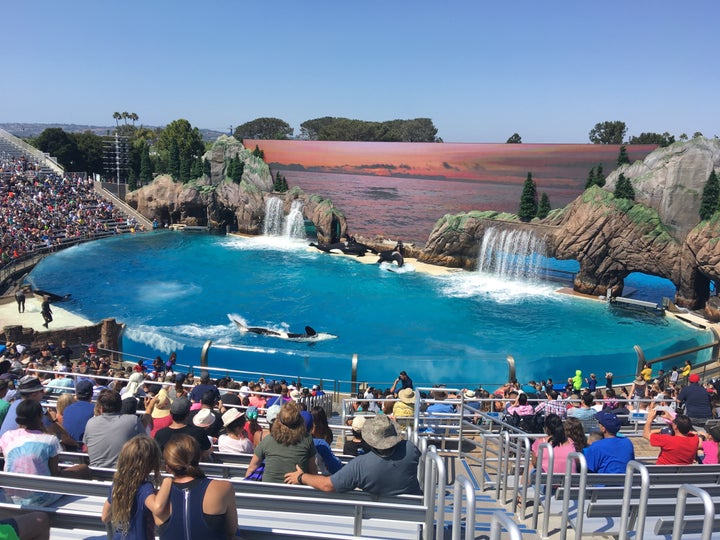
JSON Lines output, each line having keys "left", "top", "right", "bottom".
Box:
{"left": 672, "top": 484, "right": 715, "bottom": 540}
{"left": 0, "top": 127, "right": 63, "bottom": 174}
{"left": 452, "top": 475, "right": 476, "bottom": 540}
{"left": 489, "top": 511, "right": 522, "bottom": 540}
{"left": 619, "top": 460, "right": 649, "bottom": 540}
{"left": 559, "top": 451, "right": 587, "bottom": 540}
{"left": 423, "top": 448, "right": 445, "bottom": 540}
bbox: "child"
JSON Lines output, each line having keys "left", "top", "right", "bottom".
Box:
{"left": 102, "top": 435, "right": 162, "bottom": 539}
{"left": 587, "top": 430, "right": 603, "bottom": 445}
{"left": 699, "top": 425, "right": 720, "bottom": 465}
{"left": 605, "top": 372, "right": 614, "bottom": 390}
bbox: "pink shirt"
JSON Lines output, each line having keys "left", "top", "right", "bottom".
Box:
{"left": 702, "top": 440, "right": 719, "bottom": 464}
{"left": 532, "top": 438, "right": 576, "bottom": 474}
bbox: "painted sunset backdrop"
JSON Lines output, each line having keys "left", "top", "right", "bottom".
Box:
{"left": 247, "top": 140, "right": 657, "bottom": 244}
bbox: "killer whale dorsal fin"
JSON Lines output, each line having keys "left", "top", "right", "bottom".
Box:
{"left": 305, "top": 326, "right": 317, "bottom": 337}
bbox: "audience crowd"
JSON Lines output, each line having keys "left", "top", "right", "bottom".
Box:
{"left": 0, "top": 155, "right": 139, "bottom": 267}
{"left": 1, "top": 331, "right": 720, "bottom": 537}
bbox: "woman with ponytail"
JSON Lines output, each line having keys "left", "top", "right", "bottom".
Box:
{"left": 102, "top": 435, "right": 162, "bottom": 539}
{"left": 152, "top": 434, "right": 240, "bottom": 540}
{"left": 531, "top": 413, "right": 576, "bottom": 474}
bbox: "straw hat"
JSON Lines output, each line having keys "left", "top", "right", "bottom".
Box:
{"left": 221, "top": 408, "right": 245, "bottom": 427}
{"left": 398, "top": 388, "right": 416, "bottom": 404}
{"left": 464, "top": 389, "right": 476, "bottom": 399}
{"left": 193, "top": 408, "right": 216, "bottom": 428}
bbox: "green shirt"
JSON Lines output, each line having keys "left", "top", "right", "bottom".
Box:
{"left": 254, "top": 433, "right": 316, "bottom": 483}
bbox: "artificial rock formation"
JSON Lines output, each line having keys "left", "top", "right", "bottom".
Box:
{"left": 126, "top": 136, "right": 346, "bottom": 243}
{"left": 422, "top": 138, "right": 720, "bottom": 309}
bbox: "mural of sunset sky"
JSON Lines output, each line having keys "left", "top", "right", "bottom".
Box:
{"left": 247, "top": 140, "right": 657, "bottom": 244}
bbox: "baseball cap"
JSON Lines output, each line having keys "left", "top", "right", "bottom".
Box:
{"left": 689, "top": 373, "right": 700, "bottom": 383}
{"left": 75, "top": 380, "right": 94, "bottom": 398}
{"left": 170, "top": 397, "right": 191, "bottom": 416}
{"left": 595, "top": 411, "right": 622, "bottom": 434}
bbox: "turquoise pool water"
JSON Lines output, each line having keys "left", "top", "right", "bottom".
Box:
{"left": 27, "top": 231, "right": 712, "bottom": 390}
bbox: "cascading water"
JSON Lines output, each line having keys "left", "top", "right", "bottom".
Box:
{"left": 477, "top": 227, "right": 547, "bottom": 281}
{"left": 283, "top": 200, "right": 306, "bottom": 239}
{"left": 263, "top": 197, "right": 284, "bottom": 236}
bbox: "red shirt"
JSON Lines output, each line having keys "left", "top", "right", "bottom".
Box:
{"left": 650, "top": 432, "right": 698, "bottom": 465}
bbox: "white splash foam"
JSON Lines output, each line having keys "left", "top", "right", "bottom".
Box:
{"left": 124, "top": 326, "right": 185, "bottom": 354}
{"left": 379, "top": 262, "right": 416, "bottom": 274}
{"left": 437, "top": 271, "right": 559, "bottom": 304}
{"left": 221, "top": 235, "right": 310, "bottom": 253}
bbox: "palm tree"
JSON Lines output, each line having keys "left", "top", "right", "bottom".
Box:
{"left": 122, "top": 112, "right": 130, "bottom": 125}
{"left": 130, "top": 112, "right": 139, "bottom": 125}
{"left": 113, "top": 112, "right": 121, "bottom": 127}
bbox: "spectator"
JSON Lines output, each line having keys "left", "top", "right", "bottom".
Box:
{"left": 154, "top": 397, "right": 212, "bottom": 460}
{"left": 531, "top": 413, "right": 576, "bottom": 474}
{"left": 571, "top": 370, "right": 583, "bottom": 396}
{"left": 567, "top": 393, "right": 598, "bottom": 432}
{"left": 392, "top": 388, "right": 416, "bottom": 420}
{"left": 534, "top": 389, "right": 567, "bottom": 419}
{"left": 506, "top": 393, "right": 534, "bottom": 416}
{"left": 699, "top": 424, "right": 720, "bottom": 465}
{"left": 145, "top": 383, "right": 172, "bottom": 438}
{"left": 677, "top": 373, "right": 713, "bottom": 426}
{"left": 681, "top": 360, "right": 692, "bottom": 379}
{"left": 187, "top": 390, "right": 223, "bottom": 439}
{"left": 310, "top": 406, "right": 333, "bottom": 445}
{"left": 643, "top": 403, "right": 698, "bottom": 465}
{"left": 0, "top": 400, "right": 89, "bottom": 506}
{"left": 389, "top": 370, "right": 413, "bottom": 396}
{"left": 0, "top": 512, "right": 50, "bottom": 540}
{"left": 245, "top": 401, "right": 317, "bottom": 483}
{"left": 102, "top": 435, "right": 163, "bottom": 540}
{"left": 426, "top": 389, "right": 455, "bottom": 414}
{"left": 583, "top": 411, "right": 635, "bottom": 473}
{"left": 61, "top": 379, "right": 95, "bottom": 442}
{"left": 83, "top": 390, "right": 145, "bottom": 468}
{"left": 285, "top": 415, "right": 422, "bottom": 496}
{"left": 343, "top": 415, "right": 371, "bottom": 457}
{"left": 218, "top": 409, "right": 253, "bottom": 454}
{"left": 189, "top": 374, "right": 219, "bottom": 404}
{"left": 151, "top": 434, "right": 239, "bottom": 539}
{"left": 564, "top": 417, "right": 588, "bottom": 452}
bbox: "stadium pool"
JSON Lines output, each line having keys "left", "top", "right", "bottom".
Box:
{"left": 27, "top": 231, "right": 713, "bottom": 390}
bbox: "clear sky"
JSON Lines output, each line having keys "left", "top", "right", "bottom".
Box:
{"left": 3, "top": 0, "right": 718, "bottom": 143}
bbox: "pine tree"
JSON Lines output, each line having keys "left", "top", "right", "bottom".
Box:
{"left": 518, "top": 172, "right": 538, "bottom": 221}
{"left": 203, "top": 158, "right": 211, "bottom": 177}
{"left": 617, "top": 145, "right": 630, "bottom": 166}
{"left": 595, "top": 164, "right": 606, "bottom": 187}
{"left": 128, "top": 168, "right": 137, "bottom": 191}
{"left": 180, "top": 155, "right": 192, "bottom": 183}
{"left": 191, "top": 156, "right": 203, "bottom": 179}
{"left": 280, "top": 175, "right": 289, "bottom": 192}
{"left": 274, "top": 171, "right": 282, "bottom": 191}
{"left": 585, "top": 166, "right": 597, "bottom": 189}
{"left": 699, "top": 170, "right": 720, "bottom": 220}
{"left": 614, "top": 173, "right": 635, "bottom": 200}
{"left": 537, "top": 192, "right": 551, "bottom": 219}
{"left": 252, "top": 145, "right": 264, "bottom": 159}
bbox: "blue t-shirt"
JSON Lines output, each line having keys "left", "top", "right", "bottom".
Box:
{"left": 583, "top": 436, "right": 635, "bottom": 473}
{"left": 62, "top": 400, "right": 96, "bottom": 441}
{"left": 108, "top": 481, "right": 155, "bottom": 540}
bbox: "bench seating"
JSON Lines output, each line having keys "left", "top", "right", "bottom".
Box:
{"left": 0, "top": 470, "right": 430, "bottom": 539}
{"left": 526, "top": 457, "right": 720, "bottom": 539}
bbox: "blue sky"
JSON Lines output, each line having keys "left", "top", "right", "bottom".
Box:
{"left": 2, "top": 1, "right": 718, "bottom": 143}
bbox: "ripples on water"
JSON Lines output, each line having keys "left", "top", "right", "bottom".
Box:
{"left": 27, "top": 232, "right": 712, "bottom": 389}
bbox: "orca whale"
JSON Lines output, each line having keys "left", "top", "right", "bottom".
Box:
{"left": 376, "top": 241, "right": 404, "bottom": 267}
{"left": 310, "top": 236, "right": 377, "bottom": 257}
{"left": 227, "top": 314, "right": 337, "bottom": 341}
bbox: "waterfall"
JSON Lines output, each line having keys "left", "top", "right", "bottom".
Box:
{"left": 263, "top": 198, "right": 306, "bottom": 239}
{"left": 283, "top": 200, "right": 306, "bottom": 239}
{"left": 263, "top": 197, "right": 284, "bottom": 236}
{"left": 477, "top": 227, "right": 547, "bottom": 281}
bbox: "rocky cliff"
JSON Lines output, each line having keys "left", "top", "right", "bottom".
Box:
{"left": 422, "top": 138, "right": 720, "bottom": 309}
{"left": 125, "top": 136, "right": 347, "bottom": 243}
